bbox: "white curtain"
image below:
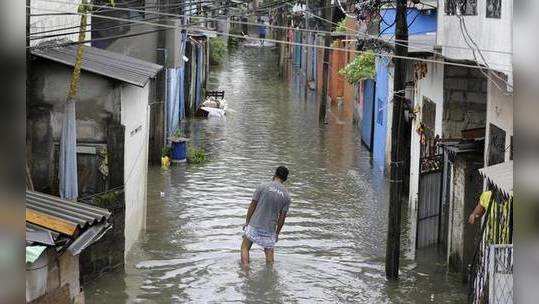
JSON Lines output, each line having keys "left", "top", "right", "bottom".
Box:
{"left": 59, "top": 98, "right": 78, "bottom": 200}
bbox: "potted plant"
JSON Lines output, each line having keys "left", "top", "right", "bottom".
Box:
{"left": 168, "top": 129, "right": 189, "bottom": 163}
{"left": 161, "top": 146, "right": 171, "bottom": 168}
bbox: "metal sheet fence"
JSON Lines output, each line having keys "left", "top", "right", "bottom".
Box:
{"left": 417, "top": 169, "right": 442, "bottom": 248}
{"left": 469, "top": 193, "right": 513, "bottom": 303}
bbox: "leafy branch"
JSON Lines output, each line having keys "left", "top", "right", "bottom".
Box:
{"left": 339, "top": 50, "right": 376, "bottom": 84}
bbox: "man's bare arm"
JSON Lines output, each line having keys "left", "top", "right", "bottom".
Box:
{"left": 468, "top": 203, "right": 486, "bottom": 224}
{"left": 276, "top": 211, "right": 287, "bottom": 236}
{"left": 245, "top": 200, "right": 258, "bottom": 226}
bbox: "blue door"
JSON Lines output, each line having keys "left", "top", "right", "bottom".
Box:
{"left": 361, "top": 79, "right": 375, "bottom": 150}
{"left": 373, "top": 57, "right": 389, "bottom": 170}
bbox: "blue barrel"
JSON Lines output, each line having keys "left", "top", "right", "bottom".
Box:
{"left": 170, "top": 140, "right": 187, "bottom": 162}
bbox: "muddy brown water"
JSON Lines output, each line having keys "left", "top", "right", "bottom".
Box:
{"left": 85, "top": 47, "right": 467, "bottom": 303}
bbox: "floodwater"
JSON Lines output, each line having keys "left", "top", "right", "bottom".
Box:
{"left": 86, "top": 46, "right": 467, "bottom": 303}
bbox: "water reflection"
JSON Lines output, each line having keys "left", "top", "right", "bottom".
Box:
{"left": 85, "top": 46, "right": 466, "bottom": 303}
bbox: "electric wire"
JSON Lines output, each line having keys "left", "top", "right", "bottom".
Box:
{"left": 27, "top": 3, "right": 512, "bottom": 74}
{"left": 456, "top": 14, "right": 512, "bottom": 91}
{"left": 30, "top": 0, "right": 512, "bottom": 56}
{"left": 31, "top": 0, "right": 459, "bottom": 60}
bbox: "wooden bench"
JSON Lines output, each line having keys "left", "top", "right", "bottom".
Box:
{"left": 205, "top": 90, "right": 225, "bottom": 99}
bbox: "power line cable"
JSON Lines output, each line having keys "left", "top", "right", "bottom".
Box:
{"left": 30, "top": 0, "right": 512, "bottom": 56}
{"left": 298, "top": 0, "right": 513, "bottom": 85}
{"left": 29, "top": 0, "right": 247, "bottom": 38}
{"left": 33, "top": 0, "right": 450, "bottom": 56}
{"left": 26, "top": 3, "right": 512, "bottom": 74}
{"left": 456, "top": 14, "right": 512, "bottom": 91}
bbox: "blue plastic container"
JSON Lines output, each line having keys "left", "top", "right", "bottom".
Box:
{"left": 170, "top": 140, "right": 187, "bottom": 162}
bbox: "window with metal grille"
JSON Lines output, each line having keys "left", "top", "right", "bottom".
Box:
{"left": 486, "top": 0, "right": 502, "bottom": 18}
{"left": 488, "top": 123, "right": 506, "bottom": 166}
{"left": 445, "top": 0, "right": 477, "bottom": 16}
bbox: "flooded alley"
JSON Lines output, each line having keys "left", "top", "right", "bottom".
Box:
{"left": 86, "top": 47, "right": 467, "bottom": 303}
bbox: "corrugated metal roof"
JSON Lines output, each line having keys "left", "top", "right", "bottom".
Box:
{"left": 32, "top": 45, "right": 163, "bottom": 87}
{"left": 479, "top": 161, "right": 513, "bottom": 197}
{"left": 26, "top": 224, "right": 55, "bottom": 246}
{"left": 67, "top": 222, "right": 111, "bottom": 255}
{"left": 440, "top": 138, "right": 484, "bottom": 155}
{"left": 26, "top": 191, "right": 111, "bottom": 235}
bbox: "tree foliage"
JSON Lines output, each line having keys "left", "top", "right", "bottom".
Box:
{"left": 334, "top": 18, "right": 348, "bottom": 33}
{"left": 339, "top": 50, "right": 376, "bottom": 84}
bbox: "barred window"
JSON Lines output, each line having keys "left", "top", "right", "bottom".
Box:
{"left": 486, "top": 0, "right": 502, "bottom": 18}
{"left": 445, "top": 0, "right": 477, "bottom": 16}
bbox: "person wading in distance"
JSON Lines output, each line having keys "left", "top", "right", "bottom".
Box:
{"left": 241, "top": 166, "right": 291, "bottom": 266}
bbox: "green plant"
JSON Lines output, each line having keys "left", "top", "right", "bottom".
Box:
{"left": 173, "top": 128, "right": 182, "bottom": 138}
{"left": 228, "top": 29, "right": 243, "bottom": 50}
{"left": 161, "top": 146, "right": 171, "bottom": 157}
{"left": 339, "top": 50, "right": 376, "bottom": 84}
{"left": 187, "top": 147, "right": 207, "bottom": 164}
{"left": 334, "top": 18, "right": 348, "bottom": 33}
{"left": 228, "top": 36, "right": 241, "bottom": 49}
{"left": 209, "top": 37, "right": 227, "bottom": 65}
{"left": 94, "top": 191, "right": 119, "bottom": 207}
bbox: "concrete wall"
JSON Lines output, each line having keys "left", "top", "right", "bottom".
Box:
{"left": 121, "top": 84, "right": 150, "bottom": 255}
{"left": 104, "top": 26, "right": 160, "bottom": 64}
{"left": 29, "top": 60, "right": 118, "bottom": 143}
{"left": 446, "top": 155, "right": 483, "bottom": 275}
{"left": 484, "top": 73, "right": 513, "bottom": 166}
{"left": 28, "top": 59, "right": 119, "bottom": 194}
{"left": 80, "top": 191, "right": 126, "bottom": 285}
{"left": 93, "top": 0, "right": 160, "bottom": 64}
{"left": 30, "top": 0, "right": 90, "bottom": 47}
{"left": 442, "top": 66, "right": 487, "bottom": 138}
{"left": 408, "top": 60, "right": 445, "bottom": 255}
{"left": 26, "top": 248, "right": 82, "bottom": 303}
{"left": 437, "top": 0, "right": 513, "bottom": 74}
{"left": 342, "top": 37, "right": 358, "bottom": 123}
{"left": 328, "top": 40, "right": 346, "bottom": 105}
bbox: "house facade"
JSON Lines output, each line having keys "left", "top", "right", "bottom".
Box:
{"left": 28, "top": 45, "right": 162, "bottom": 258}
{"left": 405, "top": 3, "right": 513, "bottom": 302}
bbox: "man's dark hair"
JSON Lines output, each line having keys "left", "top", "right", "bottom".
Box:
{"left": 274, "top": 166, "right": 289, "bottom": 182}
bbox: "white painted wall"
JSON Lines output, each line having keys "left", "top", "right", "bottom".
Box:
{"left": 484, "top": 73, "right": 513, "bottom": 166}
{"left": 30, "top": 0, "right": 91, "bottom": 47}
{"left": 407, "top": 61, "right": 444, "bottom": 257}
{"left": 121, "top": 84, "right": 150, "bottom": 255}
{"left": 437, "top": 0, "right": 512, "bottom": 75}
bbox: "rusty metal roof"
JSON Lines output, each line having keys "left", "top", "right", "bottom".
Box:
{"left": 32, "top": 45, "right": 163, "bottom": 87}
{"left": 26, "top": 191, "right": 111, "bottom": 236}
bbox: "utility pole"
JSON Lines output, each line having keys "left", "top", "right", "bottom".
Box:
{"left": 27, "top": 0, "right": 34, "bottom": 191}
{"left": 385, "top": 0, "right": 409, "bottom": 280}
{"left": 319, "top": 0, "right": 332, "bottom": 124}
{"left": 27, "top": 0, "right": 31, "bottom": 106}
{"left": 304, "top": 0, "right": 309, "bottom": 99}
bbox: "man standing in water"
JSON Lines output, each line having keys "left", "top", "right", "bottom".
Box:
{"left": 241, "top": 166, "right": 291, "bottom": 265}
